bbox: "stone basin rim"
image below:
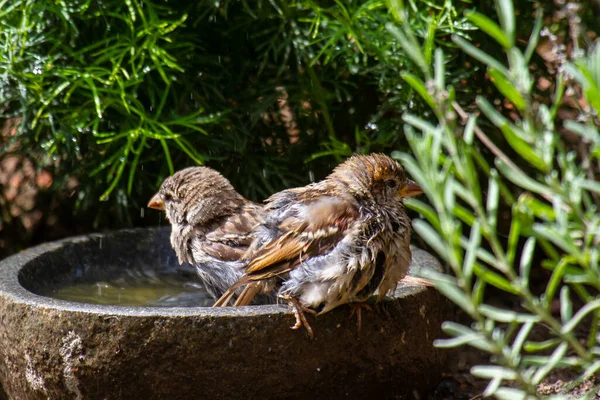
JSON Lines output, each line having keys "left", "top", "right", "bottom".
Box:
{"left": 0, "top": 228, "right": 428, "bottom": 318}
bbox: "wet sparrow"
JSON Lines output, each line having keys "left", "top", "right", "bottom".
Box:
{"left": 148, "top": 167, "right": 266, "bottom": 302}
{"left": 214, "top": 154, "right": 423, "bottom": 337}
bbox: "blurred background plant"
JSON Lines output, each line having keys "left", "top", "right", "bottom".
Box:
{"left": 0, "top": 0, "right": 474, "bottom": 257}
{"left": 391, "top": 0, "right": 600, "bottom": 398}
{"left": 2, "top": 0, "right": 599, "bottom": 397}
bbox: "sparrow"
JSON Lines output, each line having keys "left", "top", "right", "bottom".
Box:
{"left": 147, "top": 166, "right": 267, "bottom": 302}
{"left": 214, "top": 154, "right": 423, "bottom": 337}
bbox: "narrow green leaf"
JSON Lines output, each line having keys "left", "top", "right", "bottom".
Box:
{"left": 419, "top": 268, "right": 476, "bottom": 315}
{"left": 452, "top": 35, "right": 508, "bottom": 75}
{"left": 532, "top": 343, "right": 568, "bottom": 384}
{"left": 434, "top": 334, "right": 481, "bottom": 348}
{"left": 483, "top": 376, "right": 503, "bottom": 397}
{"left": 496, "top": 0, "right": 515, "bottom": 46}
{"left": 524, "top": 9, "right": 543, "bottom": 63}
{"left": 174, "top": 137, "right": 205, "bottom": 165}
{"left": 422, "top": 15, "right": 437, "bottom": 66}
{"left": 522, "top": 355, "right": 581, "bottom": 368}
{"left": 560, "top": 286, "right": 573, "bottom": 323}
{"left": 488, "top": 68, "right": 527, "bottom": 110}
{"left": 494, "top": 388, "right": 527, "bottom": 400}
{"left": 402, "top": 113, "right": 438, "bottom": 133}
{"left": 544, "top": 258, "right": 571, "bottom": 305}
{"left": 517, "top": 193, "right": 556, "bottom": 221}
{"left": 579, "top": 179, "right": 600, "bottom": 194}
{"left": 463, "top": 115, "right": 477, "bottom": 145}
{"left": 441, "top": 322, "right": 496, "bottom": 352}
{"left": 412, "top": 220, "right": 448, "bottom": 263}
{"left": 401, "top": 73, "right": 436, "bottom": 110}
{"left": 404, "top": 198, "right": 442, "bottom": 232}
{"left": 473, "top": 264, "right": 520, "bottom": 294}
{"left": 386, "top": 23, "right": 429, "bottom": 77}
{"left": 83, "top": 77, "right": 103, "bottom": 119}
{"left": 32, "top": 80, "right": 71, "bottom": 129}
{"left": 486, "top": 171, "right": 499, "bottom": 229}
{"left": 463, "top": 221, "right": 481, "bottom": 282}
{"left": 506, "top": 216, "right": 521, "bottom": 267}
{"left": 465, "top": 11, "right": 510, "bottom": 49}
{"left": 561, "top": 299, "right": 600, "bottom": 334}
{"left": 511, "top": 321, "right": 534, "bottom": 359}
{"left": 471, "top": 365, "right": 517, "bottom": 379}
{"left": 99, "top": 141, "right": 130, "bottom": 201}
{"left": 495, "top": 159, "right": 553, "bottom": 197}
{"left": 479, "top": 305, "right": 541, "bottom": 323}
{"left": 532, "top": 224, "right": 580, "bottom": 256}
{"left": 434, "top": 48, "right": 444, "bottom": 89}
{"left": 564, "top": 120, "right": 600, "bottom": 141}
{"left": 472, "top": 278, "right": 486, "bottom": 307}
{"left": 519, "top": 237, "right": 536, "bottom": 288}
{"left": 159, "top": 138, "right": 174, "bottom": 175}
{"left": 524, "top": 338, "right": 562, "bottom": 353}
{"left": 478, "top": 98, "right": 546, "bottom": 171}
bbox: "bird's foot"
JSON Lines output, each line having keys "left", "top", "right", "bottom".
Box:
{"left": 348, "top": 301, "right": 373, "bottom": 333}
{"left": 282, "top": 296, "right": 316, "bottom": 339}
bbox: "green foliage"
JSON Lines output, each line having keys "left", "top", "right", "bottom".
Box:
{"left": 392, "top": 1, "right": 600, "bottom": 398}
{"left": 0, "top": 0, "right": 473, "bottom": 234}
{"left": 6, "top": 1, "right": 599, "bottom": 396}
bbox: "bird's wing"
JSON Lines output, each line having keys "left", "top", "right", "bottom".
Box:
{"left": 200, "top": 202, "right": 263, "bottom": 261}
{"left": 244, "top": 195, "right": 359, "bottom": 279}
{"left": 213, "top": 195, "right": 359, "bottom": 307}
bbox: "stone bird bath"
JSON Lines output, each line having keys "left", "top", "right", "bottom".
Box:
{"left": 0, "top": 227, "right": 447, "bottom": 399}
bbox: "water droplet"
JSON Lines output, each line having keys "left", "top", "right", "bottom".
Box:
{"left": 140, "top": 208, "right": 145, "bottom": 218}
{"left": 33, "top": 65, "right": 43, "bottom": 75}
{"left": 308, "top": 170, "right": 315, "bottom": 182}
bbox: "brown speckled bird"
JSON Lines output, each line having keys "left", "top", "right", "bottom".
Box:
{"left": 214, "top": 154, "right": 423, "bottom": 337}
{"left": 148, "top": 166, "right": 266, "bottom": 302}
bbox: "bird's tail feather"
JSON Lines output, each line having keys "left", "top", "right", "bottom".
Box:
{"left": 233, "top": 282, "right": 262, "bottom": 306}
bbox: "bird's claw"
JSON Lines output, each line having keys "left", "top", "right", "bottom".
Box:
{"left": 348, "top": 302, "right": 373, "bottom": 333}
{"left": 284, "top": 296, "right": 316, "bottom": 339}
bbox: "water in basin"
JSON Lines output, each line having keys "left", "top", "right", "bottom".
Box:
{"left": 41, "top": 269, "right": 214, "bottom": 307}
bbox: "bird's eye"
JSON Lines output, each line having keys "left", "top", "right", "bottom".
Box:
{"left": 386, "top": 180, "right": 397, "bottom": 189}
{"left": 163, "top": 193, "right": 173, "bottom": 202}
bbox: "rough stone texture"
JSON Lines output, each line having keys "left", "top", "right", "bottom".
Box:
{"left": 0, "top": 227, "right": 449, "bottom": 399}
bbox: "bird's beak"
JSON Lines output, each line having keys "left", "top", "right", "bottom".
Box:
{"left": 399, "top": 180, "right": 423, "bottom": 198}
{"left": 147, "top": 193, "right": 165, "bottom": 210}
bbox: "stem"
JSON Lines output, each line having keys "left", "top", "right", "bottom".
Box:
{"left": 452, "top": 101, "right": 522, "bottom": 175}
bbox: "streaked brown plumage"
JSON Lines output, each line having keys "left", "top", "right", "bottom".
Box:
{"left": 148, "top": 166, "right": 266, "bottom": 302}
{"left": 214, "top": 154, "right": 423, "bottom": 337}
